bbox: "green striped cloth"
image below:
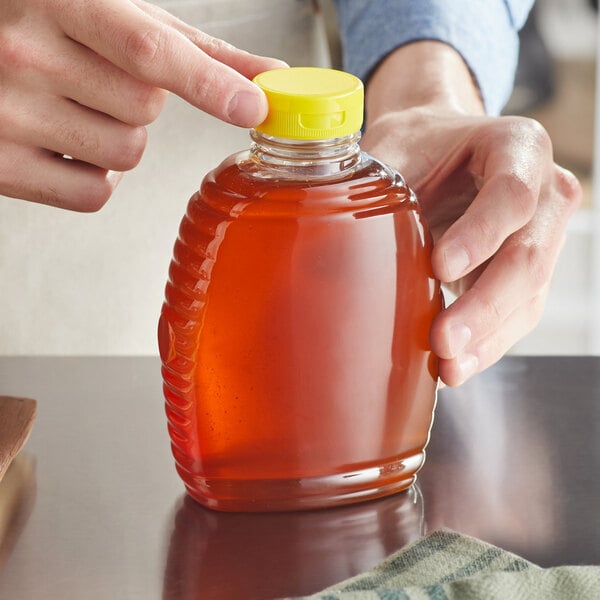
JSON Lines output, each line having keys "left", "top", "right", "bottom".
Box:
{"left": 293, "top": 530, "right": 600, "bottom": 600}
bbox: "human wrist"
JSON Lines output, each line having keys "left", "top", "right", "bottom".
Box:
{"left": 365, "top": 41, "right": 486, "bottom": 125}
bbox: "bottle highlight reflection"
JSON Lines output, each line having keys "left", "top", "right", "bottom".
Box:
{"left": 162, "top": 485, "right": 424, "bottom": 600}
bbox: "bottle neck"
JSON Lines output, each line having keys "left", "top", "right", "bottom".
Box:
{"left": 248, "top": 130, "right": 362, "bottom": 180}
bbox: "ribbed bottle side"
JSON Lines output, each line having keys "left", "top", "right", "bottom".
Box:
{"left": 160, "top": 198, "right": 227, "bottom": 481}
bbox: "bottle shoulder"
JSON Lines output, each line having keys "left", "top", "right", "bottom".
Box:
{"left": 198, "top": 150, "right": 418, "bottom": 218}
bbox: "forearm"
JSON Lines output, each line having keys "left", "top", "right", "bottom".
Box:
{"left": 334, "top": 0, "right": 534, "bottom": 116}
{"left": 365, "top": 41, "right": 486, "bottom": 125}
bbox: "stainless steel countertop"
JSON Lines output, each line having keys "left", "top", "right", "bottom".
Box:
{"left": 0, "top": 356, "right": 598, "bottom": 599}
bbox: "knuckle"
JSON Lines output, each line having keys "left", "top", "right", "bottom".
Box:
{"left": 0, "top": 29, "right": 33, "bottom": 71}
{"left": 55, "top": 121, "right": 147, "bottom": 171}
{"left": 111, "top": 126, "right": 147, "bottom": 170}
{"left": 122, "top": 25, "right": 166, "bottom": 72}
{"left": 59, "top": 122, "right": 101, "bottom": 156}
{"left": 186, "top": 67, "right": 214, "bottom": 104}
{"left": 508, "top": 115, "right": 552, "bottom": 153}
{"left": 524, "top": 245, "right": 553, "bottom": 290}
{"left": 34, "top": 185, "right": 64, "bottom": 209}
{"left": 476, "top": 290, "right": 504, "bottom": 324}
{"left": 76, "top": 182, "right": 112, "bottom": 212}
{"left": 130, "top": 86, "right": 167, "bottom": 126}
{"left": 555, "top": 166, "right": 583, "bottom": 211}
{"left": 57, "top": 171, "right": 115, "bottom": 213}
{"left": 201, "top": 34, "right": 236, "bottom": 57}
{"left": 526, "top": 289, "right": 549, "bottom": 330}
{"left": 471, "top": 213, "right": 497, "bottom": 245}
{"left": 191, "top": 29, "right": 233, "bottom": 55}
{"left": 507, "top": 241, "right": 553, "bottom": 291}
{"left": 185, "top": 63, "right": 226, "bottom": 111}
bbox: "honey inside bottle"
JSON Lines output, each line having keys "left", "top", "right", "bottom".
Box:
{"left": 159, "top": 68, "right": 443, "bottom": 511}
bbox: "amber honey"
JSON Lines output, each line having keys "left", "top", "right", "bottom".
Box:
{"left": 158, "top": 146, "right": 443, "bottom": 511}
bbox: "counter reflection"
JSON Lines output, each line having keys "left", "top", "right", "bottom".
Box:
{"left": 421, "top": 364, "right": 559, "bottom": 560}
{"left": 162, "top": 485, "right": 424, "bottom": 600}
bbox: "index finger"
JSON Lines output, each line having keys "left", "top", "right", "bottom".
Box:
{"left": 56, "top": 0, "right": 274, "bottom": 127}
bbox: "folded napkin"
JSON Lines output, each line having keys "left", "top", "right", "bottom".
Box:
{"left": 293, "top": 529, "right": 600, "bottom": 599}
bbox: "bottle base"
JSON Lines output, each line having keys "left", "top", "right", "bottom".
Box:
{"left": 180, "top": 451, "right": 426, "bottom": 512}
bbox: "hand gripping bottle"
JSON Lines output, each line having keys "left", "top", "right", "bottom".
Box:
{"left": 158, "top": 67, "right": 443, "bottom": 511}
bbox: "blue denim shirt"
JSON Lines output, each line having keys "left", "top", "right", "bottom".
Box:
{"left": 334, "top": 0, "right": 535, "bottom": 115}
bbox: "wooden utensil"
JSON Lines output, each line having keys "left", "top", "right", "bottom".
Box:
{"left": 0, "top": 453, "right": 36, "bottom": 568}
{"left": 0, "top": 396, "right": 37, "bottom": 482}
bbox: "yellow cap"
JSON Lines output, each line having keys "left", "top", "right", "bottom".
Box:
{"left": 252, "top": 67, "right": 364, "bottom": 140}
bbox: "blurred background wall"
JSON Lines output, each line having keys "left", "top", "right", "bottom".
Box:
{"left": 0, "top": 1, "right": 332, "bottom": 355}
{"left": 0, "top": 0, "right": 597, "bottom": 356}
{"left": 507, "top": 0, "right": 599, "bottom": 354}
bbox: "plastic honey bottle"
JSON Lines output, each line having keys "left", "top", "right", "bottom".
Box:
{"left": 158, "top": 67, "right": 443, "bottom": 512}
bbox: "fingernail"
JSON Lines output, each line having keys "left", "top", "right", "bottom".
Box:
{"left": 107, "top": 170, "right": 124, "bottom": 189}
{"left": 227, "top": 89, "right": 267, "bottom": 128}
{"left": 457, "top": 353, "right": 479, "bottom": 382}
{"left": 449, "top": 324, "right": 472, "bottom": 356}
{"left": 444, "top": 244, "right": 470, "bottom": 281}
